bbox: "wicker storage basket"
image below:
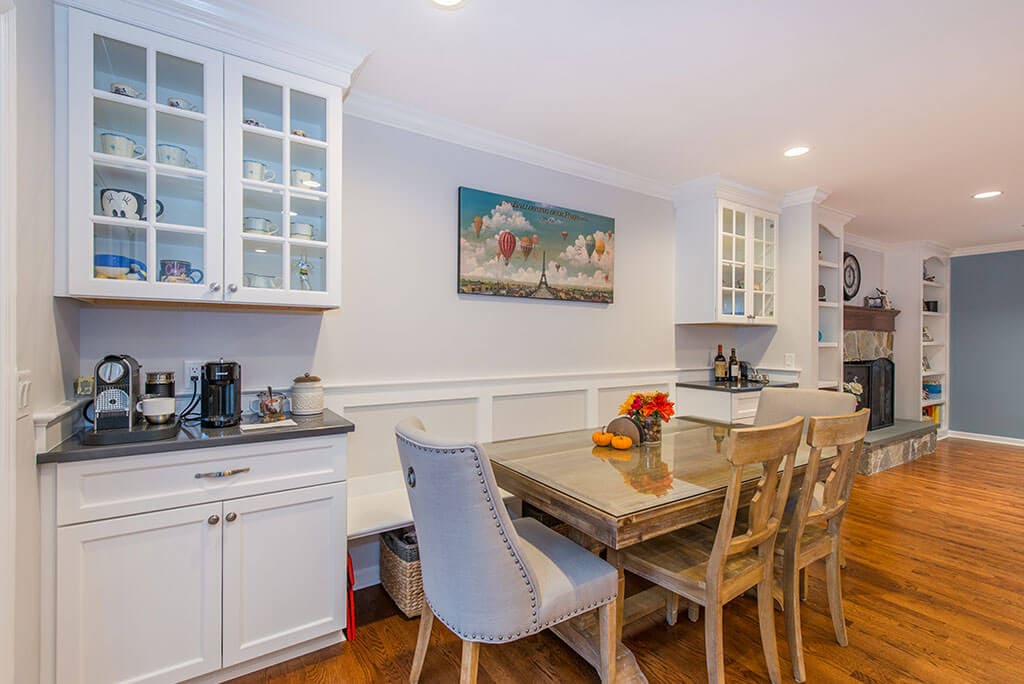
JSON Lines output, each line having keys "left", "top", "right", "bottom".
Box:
{"left": 380, "top": 527, "right": 423, "bottom": 618}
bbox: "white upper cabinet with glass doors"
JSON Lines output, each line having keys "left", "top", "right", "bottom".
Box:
{"left": 223, "top": 57, "right": 342, "bottom": 307}
{"left": 58, "top": 9, "right": 343, "bottom": 309}
{"left": 66, "top": 10, "right": 224, "bottom": 303}
{"left": 675, "top": 177, "right": 780, "bottom": 325}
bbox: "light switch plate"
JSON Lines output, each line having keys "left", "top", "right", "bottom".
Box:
{"left": 17, "top": 369, "right": 31, "bottom": 417}
{"left": 784, "top": 354, "right": 796, "bottom": 369}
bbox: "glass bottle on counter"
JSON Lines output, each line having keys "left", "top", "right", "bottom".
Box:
{"left": 714, "top": 345, "right": 727, "bottom": 383}
{"left": 728, "top": 348, "right": 739, "bottom": 382}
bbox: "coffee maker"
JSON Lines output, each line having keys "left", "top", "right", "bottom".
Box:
{"left": 92, "top": 354, "right": 143, "bottom": 430}
{"left": 201, "top": 360, "right": 242, "bottom": 428}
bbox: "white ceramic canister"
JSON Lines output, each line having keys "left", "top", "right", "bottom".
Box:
{"left": 290, "top": 372, "right": 324, "bottom": 415}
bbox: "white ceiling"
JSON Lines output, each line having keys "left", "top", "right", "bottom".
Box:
{"left": 251, "top": 0, "right": 1024, "bottom": 248}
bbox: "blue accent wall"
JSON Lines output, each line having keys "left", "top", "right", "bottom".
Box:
{"left": 950, "top": 250, "right": 1024, "bottom": 438}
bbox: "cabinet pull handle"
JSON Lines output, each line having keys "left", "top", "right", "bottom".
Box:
{"left": 208, "top": 515, "right": 220, "bottom": 525}
{"left": 194, "top": 467, "right": 250, "bottom": 479}
{"left": 225, "top": 512, "right": 237, "bottom": 522}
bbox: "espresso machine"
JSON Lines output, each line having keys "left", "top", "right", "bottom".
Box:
{"left": 83, "top": 354, "right": 181, "bottom": 445}
{"left": 201, "top": 360, "right": 242, "bottom": 428}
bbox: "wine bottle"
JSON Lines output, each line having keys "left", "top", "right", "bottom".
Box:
{"left": 728, "top": 348, "right": 739, "bottom": 382}
{"left": 714, "top": 345, "right": 727, "bottom": 383}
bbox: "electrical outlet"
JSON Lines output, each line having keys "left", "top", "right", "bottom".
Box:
{"left": 784, "top": 353, "right": 796, "bottom": 369}
{"left": 183, "top": 361, "right": 204, "bottom": 387}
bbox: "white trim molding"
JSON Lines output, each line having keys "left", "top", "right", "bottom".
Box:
{"left": 844, "top": 232, "right": 889, "bottom": 253}
{"left": 674, "top": 174, "right": 782, "bottom": 214}
{"left": 58, "top": 0, "right": 369, "bottom": 87}
{"left": 0, "top": 8, "right": 17, "bottom": 684}
{"left": 952, "top": 240, "right": 1024, "bottom": 258}
{"left": 782, "top": 186, "right": 830, "bottom": 208}
{"left": 344, "top": 90, "right": 674, "bottom": 200}
{"left": 947, "top": 431, "right": 1024, "bottom": 447}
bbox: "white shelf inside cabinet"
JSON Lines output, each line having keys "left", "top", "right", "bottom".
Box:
{"left": 818, "top": 260, "right": 839, "bottom": 269}
{"left": 241, "top": 123, "right": 285, "bottom": 139}
{"left": 818, "top": 301, "right": 839, "bottom": 308}
{"left": 923, "top": 280, "right": 944, "bottom": 288}
{"left": 922, "top": 341, "right": 945, "bottom": 347}
{"left": 922, "top": 311, "right": 947, "bottom": 318}
{"left": 153, "top": 103, "right": 206, "bottom": 122}
{"left": 818, "top": 342, "right": 839, "bottom": 348}
{"left": 921, "top": 399, "right": 946, "bottom": 408}
{"left": 289, "top": 134, "right": 328, "bottom": 149}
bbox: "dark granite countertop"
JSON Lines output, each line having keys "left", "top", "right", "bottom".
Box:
{"left": 676, "top": 380, "right": 799, "bottom": 393}
{"left": 38, "top": 409, "right": 355, "bottom": 464}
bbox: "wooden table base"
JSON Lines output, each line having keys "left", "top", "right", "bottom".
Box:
{"left": 549, "top": 614, "right": 647, "bottom": 684}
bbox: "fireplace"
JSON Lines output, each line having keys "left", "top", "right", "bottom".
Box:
{"left": 844, "top": 358, "right": 895, "bottom": 430}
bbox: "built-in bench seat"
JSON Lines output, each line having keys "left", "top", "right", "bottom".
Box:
{"left": 347, "top": 470, "right": 519, "bottom": 540}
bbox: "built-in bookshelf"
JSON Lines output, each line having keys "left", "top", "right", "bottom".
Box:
{"left": 816, "top": 223, "right": 843, "bottom": 389}
{"left": 920, "top": 255, "right": 949, "bottom": 430}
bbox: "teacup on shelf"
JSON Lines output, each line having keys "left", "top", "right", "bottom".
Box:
{"left": 290, "top": 222, "right": 315, "bottom": 240}
{"left": 100, "top": 133, "right": 144, "bottom": 159}
{"left": 156, "top": 143, "right": 194, "bottom": 168}
{"left": 243, "top": 216, "right": 278, "bottom": 235}
{"left": 290, "top": 168, "right": 320, "bottom": 189}
{"left": 167, "top": 97, "right": 196, "bottom": 111}
{"left": 244, "top": 272, "right": 282, "bottom": 289}
{"left": 110, "top": 82, "right": 144, "bottom": 99}
{"left": 243, "top": 159, "right": 275, "bottom": 183}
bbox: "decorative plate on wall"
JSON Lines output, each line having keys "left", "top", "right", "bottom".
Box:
{"left": 843, "top": 252, "right": 861, "bottom": 301}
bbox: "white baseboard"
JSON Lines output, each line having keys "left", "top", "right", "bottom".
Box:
{"left": 947, "top": 431, "right": 1024, "bottom": 447}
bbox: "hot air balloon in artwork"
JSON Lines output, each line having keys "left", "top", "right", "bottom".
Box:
{"left": 473, "top": 216, "right": 483, "bottom": 239}
{"left": 497, "top": 230, "right": 517, "bottom": 265}
{"left": 594, "top": 238, "right": 606, "bottom": 259}
{"left": 560, "top": 230, "right": 569, "bottom": 241}
{"left": 584, "top": 235, "right": 596, "bottom": 261}
{"left": 520, "top": 235, "right": 533, "bottom": 261}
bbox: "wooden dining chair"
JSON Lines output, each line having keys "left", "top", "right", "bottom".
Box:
{"left": 395, "top": 418, "right": 619, "bottom": 684}
{"left": 620, "top": 416, "right": 805, "bottom": 684}
{"left": 776, "top": 408, "right": 870, "bottom": 683}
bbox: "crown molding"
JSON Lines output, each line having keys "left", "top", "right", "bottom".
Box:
{"left": 844, "top": 232, "right": 888, "bottom": 253}
{"left": 344, "top": 90, "right": 674, "bottom": 200}
{"left": 59, "top": 0, "right": 370, "bottom": 86}
{"left": 952, "top": 240, "right": 1024, "bottom": 257}
{"left": 782, "top": 186, "right": 830, "bottom": 208}
{"left": 673, "top": 174, "right": 783, "bottom": 213}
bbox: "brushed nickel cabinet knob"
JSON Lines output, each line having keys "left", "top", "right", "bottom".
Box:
{"left": 209, "top": 282, "right": 222, "bottom": 292}
{"left": 207, "top": 515, "right": 220, "bottom": 525}
{"left": 225, "top": 512, "right": 237, "bottom": 522}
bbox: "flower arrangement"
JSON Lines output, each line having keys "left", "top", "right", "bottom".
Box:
{"left": 619, "top": 391, "right": 675, "bottom": 444}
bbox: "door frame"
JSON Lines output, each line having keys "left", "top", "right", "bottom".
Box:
{"left": 0, "top": 5, "right": 19, "bottom": 684}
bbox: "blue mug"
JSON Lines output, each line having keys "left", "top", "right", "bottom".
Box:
{"left": 95, "top": 254, "right": 147, "bottom": 280}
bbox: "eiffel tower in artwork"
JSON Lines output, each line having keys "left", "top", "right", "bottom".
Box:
{"left": 531, "top": 251, "right": 556, "bottom": 299}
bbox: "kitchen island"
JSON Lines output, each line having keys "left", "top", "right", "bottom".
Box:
{"left": 676, "top": 379, "right": 798, "bottom": 424}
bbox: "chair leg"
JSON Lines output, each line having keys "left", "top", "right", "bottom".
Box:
{"left": 598, "top": 602, "right": 617, "bottom": 684}
{"left": 825, "top": 551, "right": 849, "bottom": 646}
{"left": 839, "top": 536, "right": 847, "bottom": 568}
{"left": 704, "top": 601, "right": 725, "bottom": 684}
{"left": 799, "top": 567, "right": 808, "bottom": 601}
{"left": 784, "top": 561, "right": 807, "bottom": 683}
{"left": 757, "top": 571, "right": 783, "bottom": 684}
{"left": 459, "top": 640, "right": 480, "bottom": 684}
{"left": 687, "top": 602, "right": 700, "bottom": 623}
{"left": 665, "top": 590, "right": 679, "bottom": 626}
{"left": 409, "top": 602, "right": 434, "bottom": 684}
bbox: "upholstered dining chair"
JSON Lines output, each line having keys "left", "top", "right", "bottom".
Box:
{"left": 394, "top": 418, "right": 618, "bottom": 684}
{"left": 620, "top": 416, "right": 805, "bottom": 684}
{"left": 754, "top": 387, "right": 856, "bottom": 431}
{"left": 776, "top": 408, "right": 870, "bottom": 683}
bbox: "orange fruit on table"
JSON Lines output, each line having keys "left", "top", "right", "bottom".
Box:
{"left": 592, "top": 431, "right": 613, "bottom": 447}
{"left": 611, "top": 434, "right": 633, "bottom": 450}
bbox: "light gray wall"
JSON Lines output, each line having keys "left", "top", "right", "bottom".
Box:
{"left": 844, "top": 240, "right": 884, "bottom": 303}
{"left": 81, "top": 115, "right": 679, "bottom": 384}
{"left": 950, "top": 250, "right": 1024, "bottom": 439}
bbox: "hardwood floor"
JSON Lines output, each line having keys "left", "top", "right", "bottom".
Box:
{"left": 232, "top": 438, "right": 1024, "bottom": 683}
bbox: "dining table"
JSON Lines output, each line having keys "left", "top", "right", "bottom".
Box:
{"left": 485, "top": 417, "right": 832, "bottom": 684}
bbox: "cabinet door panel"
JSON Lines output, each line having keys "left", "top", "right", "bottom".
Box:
{"left": 223, "top": 56, "right": 343, "bottom": 308}
{"left": 56, "top": 502, "right": 222, "bottom": 684}
{"left": 67, "top": 9, "right": 224, "bottom": 302}
{"left": 222, "top": 482, "right": 347, "bottom": 666}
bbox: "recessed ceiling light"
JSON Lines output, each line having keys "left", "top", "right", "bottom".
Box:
{"left": 432, "top": 0, "right": 467, "bottom": 8}
{"left": 783, "top": 146, "right": 810, "bottom": 158}
{"left": 973, "top": 190, "right": 1002, "bottom": 199}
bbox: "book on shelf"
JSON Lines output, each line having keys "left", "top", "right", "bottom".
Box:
{"left": 922, "top": 405, "right": 941, "bottom": 425}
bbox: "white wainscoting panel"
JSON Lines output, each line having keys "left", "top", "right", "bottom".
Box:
{"left": 492, "top": 390, "right": 587, "bottom": 442}
{"left": 338, "top": 398, "right": 477, "bottom": 479}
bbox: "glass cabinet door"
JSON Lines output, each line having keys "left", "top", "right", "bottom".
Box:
{"left": 223, "top": 57, "right": 342, "bottom": 307}
{"left": 718, "top": 203, "right": 748, "bottom": 321}
{"left": 67, "top": 10, "right": 224, "bottom": 301}
{"left": 751, "top": 213, "right": 777, "bottom": 321}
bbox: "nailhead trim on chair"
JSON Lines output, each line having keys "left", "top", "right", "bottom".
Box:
{"left": 397, "top": 433, "right": 618, "bottom": 644}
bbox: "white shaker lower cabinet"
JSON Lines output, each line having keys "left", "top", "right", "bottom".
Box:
{"left": 222, "top": 482, "right": 347, "bottom": 667}
{"left": 42, "top": 431, "right": 349, "bottom": 684}
{"left": 56, "top": 503, "right": 224, "bottom": 684}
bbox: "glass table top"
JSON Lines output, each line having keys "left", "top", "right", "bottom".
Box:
{"left": 485, "top": 419, "right": 817, "bottom": 519}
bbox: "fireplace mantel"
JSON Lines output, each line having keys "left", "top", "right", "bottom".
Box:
{"left": 844, "top": 305, "right": 901, "bottom": 332}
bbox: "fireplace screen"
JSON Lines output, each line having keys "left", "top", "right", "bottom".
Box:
{"left": 843, "top": 358, "right": 894, "bottom": 430}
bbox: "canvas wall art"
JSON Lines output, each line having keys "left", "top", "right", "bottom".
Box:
{"left": 458, "top": 187, "right": 615, "bottom": 303}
